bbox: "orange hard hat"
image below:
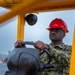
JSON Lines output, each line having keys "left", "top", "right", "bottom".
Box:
{"left": 47, "top": 18, "right": 69, "bottom": 33}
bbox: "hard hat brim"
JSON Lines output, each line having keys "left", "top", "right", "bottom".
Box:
{"left": 46, "top": 27, "right": 69, "bottom": 33}
{"left": 46, "top": 28, "right": 50, "bottom": 30}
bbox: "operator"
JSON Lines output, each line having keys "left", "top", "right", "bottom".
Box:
{"left": 14, "top": 18, "right": 72, "bottom": 75}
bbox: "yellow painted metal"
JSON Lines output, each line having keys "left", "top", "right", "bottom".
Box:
{"left": 0, "top": 0, "right": 75, "bottom": 24}
{"left": 0, "top": 0, "right": 46, "bottom": 24}
{"left": 1, "top": 0, "right": 75, "bottom": 12}
{"left": 69, "top": 26, "right": 75, "bottom": 75}
{"left": 31, "top": 0, "right": 75, "bottom": 12}
{"left": 0, "top": 0, "right": 22, "bottom": 5}
{"left": 17, "top": 14, "right": 25, "bottom": 41}
{"left": 21, "top": 0, "right": 75, "bottom": 14}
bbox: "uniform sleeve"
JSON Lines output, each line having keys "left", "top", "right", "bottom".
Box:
{"left": 49, "top": 45, "right": 72, "bottom": 67}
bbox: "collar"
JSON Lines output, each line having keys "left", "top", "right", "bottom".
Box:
{"left": 50, "top": 43, "right": 65, "bottom": 49}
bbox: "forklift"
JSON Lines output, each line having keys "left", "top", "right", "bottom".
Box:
{"left": 0, "top": 0, "right": 75, "bottom": 75}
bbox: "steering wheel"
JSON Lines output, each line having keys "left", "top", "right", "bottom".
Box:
{"left": 22, "top": 41, "right": 55, "bottom": 70}
{"left": 5, "top": 41, "right": 55, "bottom": 75}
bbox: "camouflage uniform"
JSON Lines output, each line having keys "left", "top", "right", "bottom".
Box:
{"left": 40, "top": 43, "right": 72, "bottom": 75}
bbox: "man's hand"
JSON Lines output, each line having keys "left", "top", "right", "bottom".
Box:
{"left": 34, "top": 40, "right": 48, "bottom": 50}
{"left": 14, "top": 40, "right": 25, "bottom": 48}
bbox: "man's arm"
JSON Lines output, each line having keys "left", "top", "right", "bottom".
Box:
{"left": 49, "top": 45, "right": 71, "bottom": 67}
{"left": 34, "top": 41, "right": 71, "bottom": 67}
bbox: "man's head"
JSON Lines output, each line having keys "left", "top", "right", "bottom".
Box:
{"left": 47, "top": 18, "right": 69, "bottom": 42}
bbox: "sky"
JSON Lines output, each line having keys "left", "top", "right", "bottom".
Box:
{"left": 0, "top": 7, "right": 75, "bottom": 55}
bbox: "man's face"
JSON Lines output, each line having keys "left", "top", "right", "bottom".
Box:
{"left": 49, "top": 28, "right": 65, "bottom": 41}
